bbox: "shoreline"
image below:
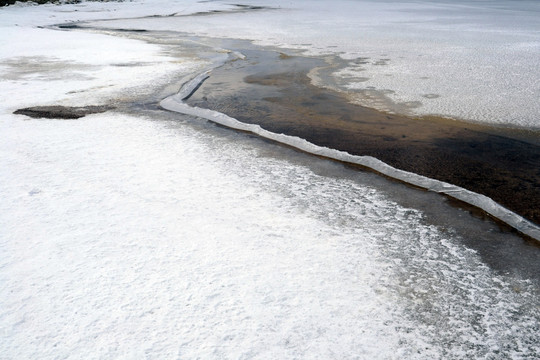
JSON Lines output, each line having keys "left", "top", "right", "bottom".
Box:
{"left": 179, "top": 46, "right": 540, "bottom": 231}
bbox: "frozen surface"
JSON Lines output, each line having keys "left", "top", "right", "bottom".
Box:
{"left": 3, "top": 110, "right": 540, "bottom": 359}
{"left": 0, "top": 0, "right": 236, "bottom": 27}
{"left": 94, "top": 0, "right": 540, "bottom": 128}
{"left": 2, "top": 1, "right": 540, "bottom": 358}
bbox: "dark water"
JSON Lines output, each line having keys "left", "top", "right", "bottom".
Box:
{"left": 186, "top": 45, "right": 540, "bottom": 228}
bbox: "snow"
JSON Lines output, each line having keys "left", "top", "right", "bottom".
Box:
{"left": 93, "top": 0, "right": 540, "bottom": 129}
{"left": 3, "top": 111, "right": 539, "bottom": 358}
{"left": 0, "top": 113, "right": 416, "bottom": 358}
{"left": 1, "top": 1, "right": 540, "bottom": 358}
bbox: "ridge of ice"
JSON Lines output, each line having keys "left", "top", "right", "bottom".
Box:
{"left": 161, "top": 72, "right": 540, "bottom": 242}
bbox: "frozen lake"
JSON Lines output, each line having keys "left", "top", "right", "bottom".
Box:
{"left": 1, "top": 1, "right": 539, "bottom": 358}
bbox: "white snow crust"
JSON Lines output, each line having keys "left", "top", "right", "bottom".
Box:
{"left": 5, "top": 110, "right": 539, "bottom": 358}
{"left": 1, "top": 1, "right": 540, "bottom": 359}
{"left": 94, "top": 0, "right": 540, "bottom": 129}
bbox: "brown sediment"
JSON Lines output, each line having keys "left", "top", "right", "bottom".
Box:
{"left": 14, "top": 105, "right": 113, "bottom": 119}
{"left": 186, "top": 49, "right": 540, "bottom": 226}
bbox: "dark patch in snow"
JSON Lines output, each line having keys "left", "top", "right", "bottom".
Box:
{"left": 14, "top": 105, "right": 113, "bottom": 119}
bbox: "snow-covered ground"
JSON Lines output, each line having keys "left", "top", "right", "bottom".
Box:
{"left": 1, "top": 1, "right": 540, "bottom": 358}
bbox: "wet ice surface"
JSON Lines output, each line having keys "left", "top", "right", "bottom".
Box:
{"left": 1, "top": 1, "right": 540, "bottom": 358}
{"left": 94, "top": 0, "right": 540, "bottom": 129}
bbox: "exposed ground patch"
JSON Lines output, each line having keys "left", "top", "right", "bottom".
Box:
{"left": 14, "top": 105, "right": 113, "bottom": 119}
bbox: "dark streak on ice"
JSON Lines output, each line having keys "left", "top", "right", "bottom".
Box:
{"left": 14, "top": 105, "right": 113, "bottom": 119}
{"left": 47, "top": 11, "right": 540, "bottom": 245}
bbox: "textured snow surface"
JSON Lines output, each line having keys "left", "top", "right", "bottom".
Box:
{"left": 2, "top": 113, "right": 539, "bottom": 358}
{"left": 1, "top": 1, "right": 540, "bottom": 358}
{"left": 95, "top": 0, "right": 540, "bottom": 128}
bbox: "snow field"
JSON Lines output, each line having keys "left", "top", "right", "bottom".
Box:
{"left": 2, "top": 112, "right": 538, "bottom": 358}
{"left": 0, "top": 113, "right": 419, "bottom": 358}
{"left": 1, "top": 1, "right": 540, "bottom": 358}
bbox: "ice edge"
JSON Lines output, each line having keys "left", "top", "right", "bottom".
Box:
{"left": 160, "top": 71, "right": 540, "bottom": 243}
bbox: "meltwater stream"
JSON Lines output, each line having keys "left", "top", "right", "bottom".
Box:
{"left": 160, "top": 112, "right": 540, "bottom": 358}
{"left": 151, "top": 32, "right": 540, "bottom": 358}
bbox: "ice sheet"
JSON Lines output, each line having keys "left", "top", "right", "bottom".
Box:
{"left": 94, "top": 0, "right": 540, "bottom": 129}
{"left": 2, "top": 110, "right": 539, "bottom": 358}
{"left": 1, "top": 1, "right": 540, "bottom": 358}
{"left": 0, "top": 25, "right": 210, "bottom": 115}
{"left": 0, "top": 0, "right": 235, "bottom": 27}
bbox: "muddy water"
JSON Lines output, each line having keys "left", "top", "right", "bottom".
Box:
{"left": 186, "top": 47, "right": 540, "bottom": 226}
